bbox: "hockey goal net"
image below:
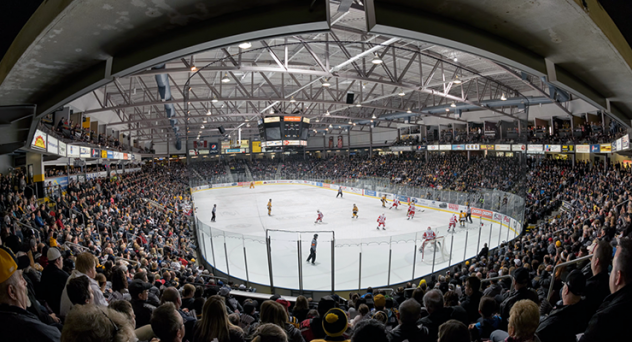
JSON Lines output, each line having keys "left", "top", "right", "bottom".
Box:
{"left": 419, "top": 236, "right": 450, "bottom": 264}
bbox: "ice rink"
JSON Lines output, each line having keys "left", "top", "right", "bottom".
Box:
{"left": 193, "top": 184, "right": 517, "bottom": 291}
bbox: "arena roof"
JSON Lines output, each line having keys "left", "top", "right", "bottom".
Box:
{"left": 0, "top": 0, "right": 630, "bottom": 148}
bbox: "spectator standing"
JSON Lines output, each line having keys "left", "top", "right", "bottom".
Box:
{"left": 39, "top": 247, "right": 68, "bottom": 315}
{"left": 0, "top": 246, "right": 61, "bottom": 342}
{"left": 580, "top": 238, "right": 632, "bottom": 342}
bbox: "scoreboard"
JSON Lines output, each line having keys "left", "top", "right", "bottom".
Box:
{"left": 258, "top": 116, "right": 310, "bottom": 150}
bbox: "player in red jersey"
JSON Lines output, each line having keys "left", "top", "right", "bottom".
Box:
{"left": 419, "top": 226, "right": 437, "bottom": 260}
{"left": 377, "top": 213, "right": 386, "bottom": 230}
{"left": 314, "top": 210, "right": 324, "bottom": 224}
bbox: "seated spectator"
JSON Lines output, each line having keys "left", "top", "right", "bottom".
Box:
{"left": 130, "top": 279, "right": 156, "bottom": 329}
{"left": 0, "top": 246, "right": 61, "bottom": 342}
{"left": 584, "top": 239, "right": 612, "bottom": 316}
{"left": 468, "top": 296, "right": 501, "bottom": 341}
{"left": 252, "top": 323, "right": 288, "bottom": 342}
{"left": 60, "top": 252, "right": 107, "bottom": 317}
{"left": 67, "top": 276, "right": 94, "bottom": 305}
{"left": 249, "top": 300, "right": 303, "bottom": 342}
{"left": 419, "top": 289, "right": 468, "bottom": 341}
{"left": 498, "top": 268, "right": 539, "bottom": 330}
{"left": 161, "top": 287, "right": 197, "bottom": 342}
{"left": 300, "top": 296, "right": 336, "bottom": 341}
{"left": 311, "top": 308, "right": 350, "bottom": 342}
{"left": 60, "top": 304, "right": 136, "bottom": 342}
{"left": 460, "top": 276, "right": 483, "bottom": 323}
{"left": 151, "top": 302, "right": 185, "bottom": 342}
{"left": 292, "top": 295, "right": 310, "bottom": 322}
{"left": 490, "top": 300, "right": 540, "bottom": 342}
{"left": 438, "top": 319, "right": 470, "bottom": 342}
{"left": 40, "top": 247, "right": 68, "bottom": 315}
{"left": 580, "top": 237, "right": 632, "bottom": 342}
{"left": 388, "top": 299, "right": 429, "bottom": 342}
{"left": 239, "top": 299, "right": 257, "bottom": 332}
{"left": 350, "top": 303, "right": 370, "bottom": 327}
{"left": 180, "top": 283, "right": 196, "bottom": 311}
{"left": 350, "top": 319, "right": 388, "bottom": 342}
{"left": 109, "top": 299, "right": 155, "bottom": 341}
{"left": 110, "top": 266, "right": 131, "bottom": 301}
{"left": 193, "top": 295, "right": 245, "bottom": 342}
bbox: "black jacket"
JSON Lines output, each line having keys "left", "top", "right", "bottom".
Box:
{"left": 536, "top": 300, "right": 590, "bottom": 342}
{"left": 460, "top": 291, "right": 483, "bottom": 324}
{"left": 40, "top": 264, "right": 69, "bottom": 315}
{"left": 499, "top": 286, "right": 539, "bottom": 329}
{"left": 388, "top": 322, "right": 430, "bottom": 342}
{"left": 178, "top": 309, "right": 197, "bottom": 342}
{"left": 131, "top": 298, "right": 156, "bottom": 329}
{"left": 580, "top": 285, "right": 632, "bottom": 342}
{"left": 0, "top": 304, "right": 61, "bottom": 342}
{"left": 584, "top": 270, "right": 610, "bottom": 316}
{"left": 418, "top": 307, "right": 466, "bottom": 342}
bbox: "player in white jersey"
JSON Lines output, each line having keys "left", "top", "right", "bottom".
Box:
{"left": 407, "top": 203, "right": 416, "bottom": 220}
{"left": 419, "top": 226, "right": 438, "bottom": 260}
{"left": 448, "top": 214, "right": 457, "bottom": 233}
{"left": 314, "top": 210, "right": 324, "bottom": 224}
{"left": 389, "top": 198, "right": 400, "bottom": 210}
{"left": 377, "top": 213, "right": 386, "bottom": 230}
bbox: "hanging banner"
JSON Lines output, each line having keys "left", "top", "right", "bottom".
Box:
{"left": 58, "top": 141, "right": 67, "bottom": 157}
{"left": 31, "top": 129, "right": 47, "bottom": 150}
{"left": 79, "top": 147, "right": 90, "bottom": 158}
{"left": 561, "top": 145, "right": 574, "bottom": 153}
{"left": 47, "top": 136, "right": 59, "bottom": 155}
{"left": 616, "top": 138, "right": 622, "bottom": 152}
{"left": 416, "top": 145, "right": 426, "bottom": 152}
{"left": 590, "top": 145, "right": 600, "bottom": 153}
{"left": 495, "top": 144, "right": 511, "bottom": 151}
{"left": 428, "top": 145, "right": 439, "bottom": 151}
{"left": 91, "top": 148, "right": 100, "bottom": 158}
{"left": 337, "top": 136, "right": 343, "bottom": 148}
{"left": 576, "top": 145, "right": 590, "bottom": 153}
{"left": 623, "top": 134, "right": 629, "bottom": 150}
{"left": 101, "top": 150, "right": 107, "bottom": 158}
{"left": 68, "top": 145, "right": 80, "bottom": 157}
{"left": 439, "top": 144, "right": 452, "bottom": 150}
{"left": 512, "top": 144, "right": 526, "bottom": 152}
{"left": 600, "top": 144, "right": 611, "bottom": 153}
{"left": 210, "top": 142, "right": 220, "bottom": 154}
{"left": 480, "top": 144, "right": 495, "bottom": 150}
{"left": 452, "top": 144, "right": 465, "bottom": 150}
{"left": 545, "top": 145, "right": 561, "bottom": 152}
{"left": 466, "top": 144, "right": 479, "bottom": 150}
{"left": 528, "top": 144, "right": 543, "bottom": 152}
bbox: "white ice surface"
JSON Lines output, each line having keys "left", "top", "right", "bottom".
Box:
{"left": 193, "top": 184, "right": 515, "bottom": 291}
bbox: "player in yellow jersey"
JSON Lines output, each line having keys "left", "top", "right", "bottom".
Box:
{"left": 250, "top": 181, "right": 255, "bottom": 189}
{"left": 267, "top": 199, "right": 272, "bottom": 216}
{"left": 459, "top": 210, "right": 466, "bottom": 227}
{"left": 352, "top": 204, "right": 359, "bottom": 219}
{"left": 381, "top": 195, "right": 387, "bottom": 207}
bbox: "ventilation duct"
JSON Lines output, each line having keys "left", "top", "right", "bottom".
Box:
{"left": 152, "top": 63, "right": 181, "bottom": 150}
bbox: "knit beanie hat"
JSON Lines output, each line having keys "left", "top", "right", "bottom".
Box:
{"left": 322, "top": 308, "right": 348, "bottom": 337}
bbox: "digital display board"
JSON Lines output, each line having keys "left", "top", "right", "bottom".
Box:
{"left": 259, "top": 116, "right": 310, "bottom": 150}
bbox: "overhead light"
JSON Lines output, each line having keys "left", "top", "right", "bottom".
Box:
{"left": 445, "top": 108, "right": 450, "bottom": 112}
{"left": 453, "top": 57, "right": 458, "bottom": 62}
{"left": 211, "top": 98, "right": 218, "bottom": 103}
{"left": 356, "top": 103, "right": 362, "bottom": 107}
{"left": 200, "top": 125, "right": 205, "bottom": 129}
{"left": 203, "top": 120, "right": 207, "bottom": 123}
{"left": 451, "top": 102, "right": 456, "bottom": 108}
{"left": 348, "top": 120, "right": 352, "bottom": 124}
{"left": 190, "top": 65, "right": 197, "bottom": 71}
{"left": 407, "top": 109, "right": 412, "bottom": 114}
{"left": 221, "top": 73, "right": 230, "bottom": 83}
{"left": 290, "top": 97, "right": 296, "bottom": 103}
{"left": 453, "top": 75, "right": 462, "bottom": 84}
{"left": 370, "top": 120, "right": 374, "bottom": 123}
{"left": 315, "top": 118, "right": 319, "bottom": 122}
{"left": 398, "top": 91, "right": 406, "bottom": 96}
{"left": 246, "top": 123, "right": 250, "bottom": 127}
{"left": 322, "top": 79, "right": 330, "bottom": 87}
{"left": 371, "top": 53, "right": 383, "bottom": 65}
{"left": 325, "top": 111, "right": 330, "bottom": 116}
{"left": 372, "top": 114, "right": 376, "bottom": 119}
{"left": 329, "top": 124, "right": 333, "bottom": 128}
{"left": 353, "top": 123, "right": 356, "bottom": 126}
{"left": 239, "top": 42, "right": 252, "bottom": 49}
{"left": 269, "top": 108, "right": 274, "bottom": 114}
{"left": 501, "top": 93, "right": 507, "bottom": 101}
{"left": 206, "top": 110, "right": 211, "bottom": 115}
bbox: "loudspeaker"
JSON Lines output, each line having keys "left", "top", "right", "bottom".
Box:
{"left": 218, "top": 126, "right": 225, "bottom": 134}
{"left": 346, "top": 93, "right": 354, "bottom": 104}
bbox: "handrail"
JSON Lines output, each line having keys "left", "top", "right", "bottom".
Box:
{"left": 115, "top": 257, "right": 139, "bottom": 265}
{"left": 63, "top": 241, "right": 90, "bottom": 251}
{"left": 482, "top": 274, "right": 514, "bottom": 291}
{"left": 547, "top": 254, "right": 593, "bottom": 301}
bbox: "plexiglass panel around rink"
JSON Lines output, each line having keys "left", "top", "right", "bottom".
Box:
{"left": 193, "top": 176, "right": 523, "bottom": 291}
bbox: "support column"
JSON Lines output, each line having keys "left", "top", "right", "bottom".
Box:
{"left": 348, "top": 129, "right": 351, "bottom": 158}
{"left": 167, "top": 136, "right": 170, "bottom": 166}
{"left": 369, "top": 125, "right": 373, "bottom": 157}
{"left": 26, "top": 152, "right": 45, "bottom": 198}
{"left": 572, "top": 153, "right": 575, "bottom": 168}
{"left": 467, "top": 150, "right": 470, "bottom": 162}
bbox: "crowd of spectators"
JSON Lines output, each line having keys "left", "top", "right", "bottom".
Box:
{"left": 247, "top": 159, "right": 279, "bottom": 180}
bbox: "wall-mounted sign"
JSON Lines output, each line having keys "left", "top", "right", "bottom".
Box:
{"left": 47, "top": 136, "right": 59, "bottom": 154}
{"left": 31, "top": 130, "right": 47, "bottom": 150}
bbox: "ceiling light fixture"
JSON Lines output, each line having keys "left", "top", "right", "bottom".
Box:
{"left": 398, "top": 91, "right": 406, "bottom": 96}
{"left": 290, "top": 96, "right": 296, "bottom": 103}
{"left": 372, "top": 114, "right": 377, "bottom": 119}
{"left": 322, "top": 79, "right": 330, "bottom": 87}
{"left": 451, "top": 102, "right": 456, "bottom": 108}
{"left": 371, "top": 53, "right": 383, "bottom": 65}
{"left": 190, "top": 65, "right": 197, "bottom": 71}
{"left": 501, "top": 93, "right": 507, "bottom": 101}
{"left": 453, "top": 75, "right": 462, "bottom": 84}
{"left": 356, "top": 103, "right": 361, "bottom": 107}
{"left": 348, "top": 120, "right": 352, "bottom": 124}
{"left": 325, "top": 111, "right": 330, "bottom": 116}
{"left": 407, "top": 109, "right": 412, "bottom": 114}
{"left": 206, "top": 110, "right": 211, "bottom": 115}
{"left": 445, "top": 108, "right": 450, "bottom": 112}
{"left": 353, "top": 123, "right": 356, "bottom": 126}
{"left": 269, "top": 108, "right": 274, "bottom": 114}
{"left": 211, "top": 98, "right": 218, "bottom": 103}
{"left": 453, "top": 57, "right": 458, "bottom": 62}
{"left": 200, "top": 125, "right": 205, "bottom": 129}
{"left": 221, "top": 73, "right": 230, "bottom": 83}
{"left": 239, "top": 42, "right": 252, "bottom": 49}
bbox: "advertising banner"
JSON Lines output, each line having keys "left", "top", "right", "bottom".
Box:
{"left": 527, "top": 144, "right": 543, "bottom": 152}
{"left": 512, "top": 144, "right": 526, "bottom": 152}
{"left": 91, "top": 149, "right": 100, "bottom": 158}
{"left": 46, "top": 176, "right": 68, "bottom": 190}
{"left": 58, "top": 141, "right": 67, "bottom": 157}
{"left": 439, "top": 144, "right": 452, "bottom": 150}
{"left": 391, "top": 146, "right": 413, "bottom": 152}
{"left": 495, "top": 144, "right": 511, "bottom": 151}
{"left": 623, "top": 134, "right": 629, "bottom": 150}
{"left": 107, "top": 151, "right": 114, "bottom": 159}
{"left": 561, "top": 145, "right": 574, "bottom": 153}
{"left": 545, "top": 145, "right": 561, "bottom": 152}
{"left": 616, "top": 138, "right": 622, "bottom": 152}
{"left": 452, "top": 144, "right": 465, "bottom": 150}
{"left": 364, "top": 190, "right": 377, "bottom": 197}
{"left": 600, "top": 144, "right": 611, "bottom": 153}
{"left": 472, "top": 208, "right": 493, "bottom": 219}
{"left": 480, "top": 144, "right": 495, "bottom": 150}
{"left": 590, "top": 144, "right": 600, "bottom": 153}
{"left": 32, "top": 129, "right": 47, "bottom": 150}
{"left": 428, "top": 145, "right": 439, "bottom": 151}
{"left": 67, "top": 145, "right": 79, "bottom": 157}
{"left": 47, "top": 136, "right": 59, "bottom": 155}
{"left": 251, "top": 141, "right": 261, "bottom": 153}
{"left": 416, "top": 145, "right": 427, "bottom": 152}
{"left": 466, "top": 144, "right": 479, "bottom": 151}
{"left": 576, "top": 145, "right": 590, "bottom": 153}
{"left": 79, "top": 147, "right": 90, "bottom": 158}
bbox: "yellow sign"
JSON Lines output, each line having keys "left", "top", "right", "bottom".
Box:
{"left": 82, "top": 117, "right": 90, "bottom": 129}
{"left": 240, "top": 139, "right": 249, "bottom": 149}
{"left": 101, "top": 150, "right": 107, "bottom": 158}
{"left": 33, "top": 135, "right": 46, "bottom": 149}
{"left": 252, "top": 141, "right": 261, "bottom": 153}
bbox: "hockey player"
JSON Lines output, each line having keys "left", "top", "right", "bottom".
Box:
{"left": 389, "top": 198, "right": 400, "bottom": 210}
{"left": 315, "top": 210, "right": 323, "bottom": 224}
{"left": 419, "top": 226, "right": 438, "bottom": 260}
{"left": 448, "top": 214, "right": 457, "bottom": 233}
{"left": 381, "top": 195, "right": 387, "bottom": 208}
{"left": 407, "top": 203, "right": 416, "bottom": 220}
{"left": 249, "top": 181, "right": 255, "bottom": 189}
{"left": 459, "top": 210, "right": 466, "bottom": 227}
{"left": 267, "top": 199, "right": 272, "bottom": 216}
{"left": 336, "top": 187, "right": 343, "bottom": 198}
{"left": 377, "top": 213, "right": 386, "bottom": 230}
{"left": 352, "top": 204, "right": 359, "bottom": 219}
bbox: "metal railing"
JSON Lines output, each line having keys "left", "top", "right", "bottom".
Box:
{"left": 546, "top": 254, "right": 593, "bottom": 301}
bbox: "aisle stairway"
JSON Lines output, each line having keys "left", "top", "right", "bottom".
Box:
{"left": 225, "top": 165, "right": 234, "bottom": 183}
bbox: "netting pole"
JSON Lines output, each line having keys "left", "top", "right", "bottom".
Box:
{"left": 448, "top": 235, "right": 454, "bottom": 266}
{"left": 208, "top": 226, "right": 216, "bottom": 273}
{"left": 243, "top": 239, "right": 250, "bottom": 287}
{"left": 488, "top": 223, "right": 493, "bottom": 248}
{"left": 431, "top": 238, "right": 437, "bottom": 274}
{"left": 331, "top": 235, "right": 335, "bottom": 294}
{"left": 387, "top": 237, "right": 393, "bottom": 285}
{"left": 297, "top": 239, "right": 303, "bottom": 293}
{"left": 412, "top": 236, "right": 418, "bottom": 280}
{"left": 506, "top": 221, "right": 511, "bottom": 241}
{"left": 463, "top": 230, "right": 469, "bottom": 261}
{"left": 266, "top": 232, "right": 275, "bottom": 293}
{"left": 498, "top": 222, "right": 503, "bottom": 247}
{"left": 476, "top": 224, "right": 482, "bottom": 257}
{"left": 223, "top": 232, "right": 230, "bottom": 282}
{"left": 358, "top": 251, "right": 362, "bottom": 289}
